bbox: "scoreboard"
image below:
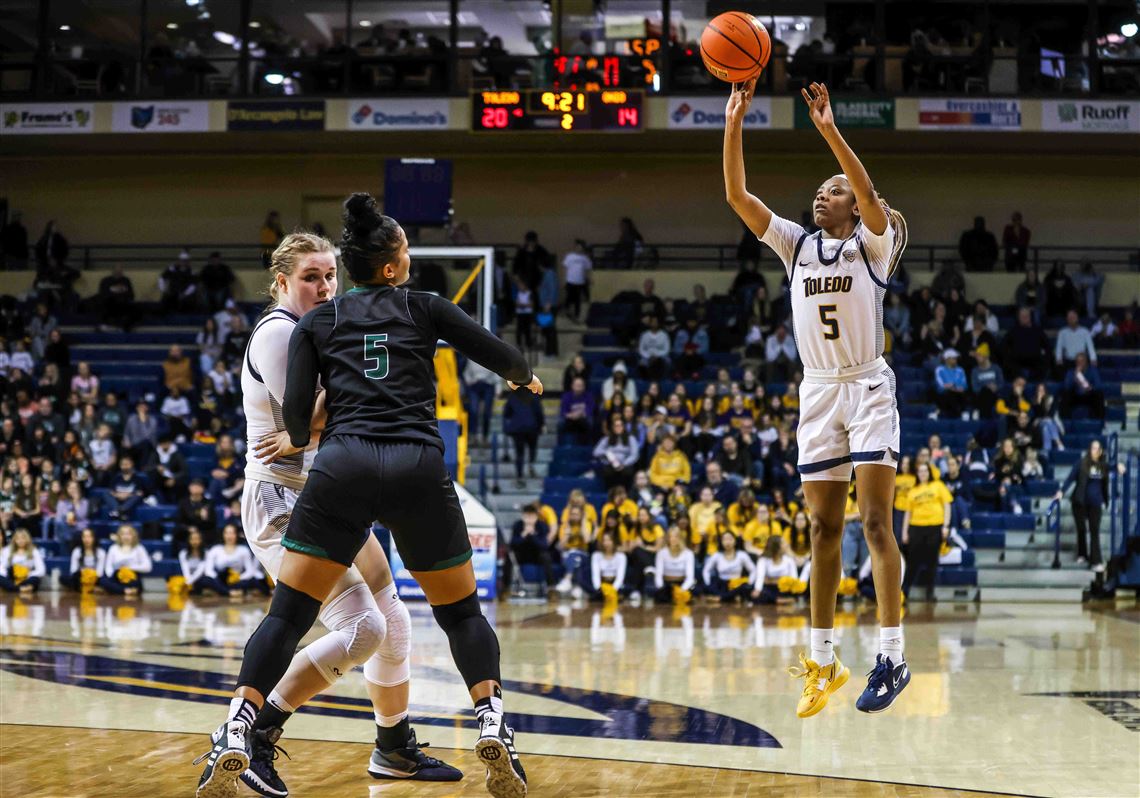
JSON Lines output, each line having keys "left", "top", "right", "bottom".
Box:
{"left": 472, "top": 90, "right": 644, "bottom": 132}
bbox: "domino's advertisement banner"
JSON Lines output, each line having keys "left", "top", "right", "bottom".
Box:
{"left": 387, "top": 483, "right": 498, "bottom": 599}
{"left": 111, "top": 101, "right": 210, "bottom": 133}
{"left": 1, "top": 103, "right": 93, "bottom": 135}
{"left": 918, "top": 98, "right": 1021, "bottom": 130}
{"left": 347, "top": 98, "right": 450, "bottom": 130}
{"left": 667, "top": 96, "right": 772, "bottom": 129}
{"left": 1042, "top": 100, "right": 1139, "bottom": 133}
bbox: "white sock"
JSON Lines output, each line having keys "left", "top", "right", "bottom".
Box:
{"left": 266, "top": 690, "right": 296, "bottom": 714}
{"left": 227, "top": 696, "right": 257, "bottom": 728}
{"left": 376, "top": 711, "right": 409, "bottom": 727}
{"left": 879, "top": 626, "right": 904, "bottom": 663}
{"left": 810, "top": 628, "right": 835, "bottom": 666}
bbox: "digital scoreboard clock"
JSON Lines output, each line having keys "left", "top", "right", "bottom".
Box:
{"left": 472, "top": 90, "right": 644, "bottom": 132}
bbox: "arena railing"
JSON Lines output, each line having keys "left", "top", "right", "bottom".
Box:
{"left": 37, "top": 241, "right": 1140, "bottom": 274}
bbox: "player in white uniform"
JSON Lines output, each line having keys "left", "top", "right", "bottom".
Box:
{"left": 200, "top": 233, "right": 459, "bottom": 798}
{"left": 724, "top": 80, "right": 911, "bottom": 718}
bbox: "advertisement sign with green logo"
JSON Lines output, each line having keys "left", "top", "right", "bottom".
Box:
{"left": 795, "top": 99, "right": 894, "bottom": 129}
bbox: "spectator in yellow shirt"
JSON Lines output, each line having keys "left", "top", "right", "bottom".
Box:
{"left": 748, "top": 503, "right": 784, "bottom": 557}
{"left": 727, "top": 486, "right": 759, "bottom": 529}
{"left": 600, "top": 485, "right": 638, "bottom": 528}
{"left": 899, "top": 463, "right": 952, "bottom": 602}
{"left": 687, "top": 486, "right": 722, "bottom": 556}
{"left": 625, "top": 506, "right": 665, "bottom": 597}
{"left": 648, "top": 434, "right": 691, "bottom": 490}
{"left": 560, "top": 489, "right": 598, "bottom": 529}
{"left": 785, "top": 510, "right": 812, "bottom": 569}
{"left": 893, "top": 454, "right": 916, "bottom": 546}
{"left": 554, "top": 505, "right": 595, "bottom": 596}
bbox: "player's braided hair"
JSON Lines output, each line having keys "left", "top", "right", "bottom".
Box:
{"left": 341, "top": 192, "right": 403, "bottom": 283}
{"left": 266, "top": 232, "right": 335, "bottom": 307}
{"left": 879, "top": 198, "right": 909, "bottom": 279}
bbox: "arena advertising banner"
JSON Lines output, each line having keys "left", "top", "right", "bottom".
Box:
{"left": 346, "top": 98, "right": 451, "bottom": 131}
{"left": 0, "top": 103, "right": 94, "bottom": 135}
{"left": 918, "top": 98, "right": 1021, "bottom": 130}
{"left": 795, "top": 98, "right": 894, "bottom": 129}
{"left": 387, "top": 483, "right": 498, "bottom": 599}
{"left": 667, "top": 96, "right": 772, "bottom": 129}
{"left": 227, "top": 100, "right": 325, "bottom": 131}
{"left": 1041, "top": 100, "right": 1140, "bottom": 133}
{"left": 111, "top": 101, "right": 210, "bottom": 133}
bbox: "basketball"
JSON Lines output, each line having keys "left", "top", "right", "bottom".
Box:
{"left": 700, "top": 12, "right": 771, "bottom": 83}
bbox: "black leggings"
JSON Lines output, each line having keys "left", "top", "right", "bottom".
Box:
{"left": 511, "top": 432, "right": 538, "bottom": 479}
{"left": 1072, "top": 502, "right": 1103, "bottom": 565}
{"left": 902, "top": 524, "right": 942, "bottom": 598}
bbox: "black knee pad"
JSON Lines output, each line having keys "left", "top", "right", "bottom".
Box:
{"left": 236, "top": 583, "right": 323, "bottom": 695}
{"left": 431, "top": 591, "right": 500, "bottom": 690}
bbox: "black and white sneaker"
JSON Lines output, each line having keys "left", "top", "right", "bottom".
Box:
{"left": 368, "top": 728, "right": 463, "bottom": 781}
{"left": 240, "top": 727, "right": 290, "bottom": 797}
{"left": 194, "top": 720, "right": 250, "bottom": 798}
{"left": 474, "top": 712, "right": 527, "bottom": 798}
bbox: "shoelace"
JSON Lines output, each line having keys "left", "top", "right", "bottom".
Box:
{"left": 252, "top": 735, "right": 291, "bottom": 767}
{"left": 786, "top": 652, "right": 823, "bottom": 697}
{"left": 405, "top": 740, "right": 446, "bottom": 769}
{"left": 864, "top": 658, "right": 892, "bottom": 694}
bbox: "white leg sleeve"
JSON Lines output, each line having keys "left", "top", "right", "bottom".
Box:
{"left": 364, "top": 586, "right": 411, "bottom": 687}
{"left": 301, "top": 582, "right": 386, "bottom": 685}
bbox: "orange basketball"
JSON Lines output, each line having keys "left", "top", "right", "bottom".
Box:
{"left": 700, "top": 12, "right": 771, "bottom": 83}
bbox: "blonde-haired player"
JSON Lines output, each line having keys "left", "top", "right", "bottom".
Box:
{"left": 197, "top": 232, "right": 460, "bottom": 798}
{"left": 724, "top": 80, "right": 910, "bottom": 717}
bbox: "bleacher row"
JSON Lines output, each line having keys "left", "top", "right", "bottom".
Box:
{"left": 62, "top": 303, "right": 267, "bottom": 402}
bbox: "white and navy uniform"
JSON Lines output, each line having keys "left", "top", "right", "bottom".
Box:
{"left": 69, "top": 547, "right": 106, "bottom": 577}
{"left": 653, "top": 547, "right": 696, "bottom": 592}
{"left": 204, "top": 544, "right": 261, "bottom": 584}
{"left": 761, "top": 214, "right": 902, "bottom": 481}
{"left": 240, "top": 306, "right": 321, "bottom": 580}
{"left": 590, "top": 551, "right": 627, "bottom": 592}
{"left": 701, "top": 550, "right": 755, "bottom": 586}
{"left": 752, "top": 554, "right": 802, "bottom": 587}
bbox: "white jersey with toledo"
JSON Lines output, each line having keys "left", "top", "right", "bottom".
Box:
{"left": 762, "top": 215, "right": 895, "bottom": 379}
{"left": 760, "top": 214, "right": 903, "bottom": 481}
{"left": 241, "top": 307, "right": 317, "bottom": 491}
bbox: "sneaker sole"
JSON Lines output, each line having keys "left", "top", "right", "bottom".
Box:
{"left": 240, "top": 767, "right": 289, "bottom": 797}
{"left": 797, "top": 665, "right": 850, "bottom": 719}
{"left": 475, "top": 737, "right": 527, "bottom": 798}
{"left": 196, "top": 750, "right": 250, "bottom": 798}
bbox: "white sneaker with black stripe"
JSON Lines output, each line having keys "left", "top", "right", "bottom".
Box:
{"left": 474, "top": 712, "right": 527, "bottom": 798}
{"left": 194, "top": 720, "right": 250, "bottom": 798}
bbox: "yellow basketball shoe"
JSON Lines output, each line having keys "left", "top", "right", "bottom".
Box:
{"left": 788, "top": 652, "right": 849, "bottom": 718}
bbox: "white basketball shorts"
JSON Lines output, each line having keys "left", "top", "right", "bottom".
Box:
{"left": 796, "top": 364, "right": 900, "bottom": 482}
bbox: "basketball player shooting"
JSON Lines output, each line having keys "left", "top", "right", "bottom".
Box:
{"left": 723, "top": 79, "right": 911, "bottom": 717}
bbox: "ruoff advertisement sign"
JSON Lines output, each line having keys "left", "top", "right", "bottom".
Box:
{"left": 347, "top": 99, "right": 451, "bottom": 130}
{"left": 227, "top": 100, "right": 326, "bottom": 131}
{"left": 1, "top": 103, "right": 94, "bottom": 135}
{"left": 111, "top": 101, "right": 210, "bottom": 133}
{"left": 667, "top": 96, "right": 772, "bottom": 129}
{"left": 1042, "top": 100, "right": 1139, "bottom": 133}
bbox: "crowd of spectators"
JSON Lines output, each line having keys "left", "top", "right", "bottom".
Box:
{"left": 0, "top": 293, "right": 264, "bottom": 599}
{"left": 498, "top": 214, "right": 1134, "bottom": 603}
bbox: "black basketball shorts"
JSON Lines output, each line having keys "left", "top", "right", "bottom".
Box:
{"left": 283, "top": 437, "right": 472, "bottom": 571}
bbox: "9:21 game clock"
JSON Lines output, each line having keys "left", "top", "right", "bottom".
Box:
{"left": 472, "top": 90, "right": 643, "bottom": 132}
